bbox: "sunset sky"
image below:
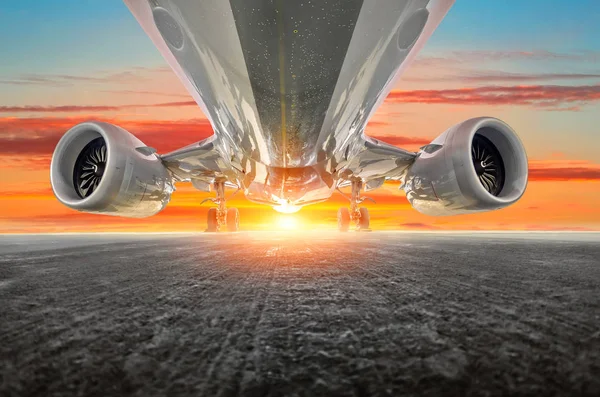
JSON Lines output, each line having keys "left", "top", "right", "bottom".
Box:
{"left": 1, "top": 0, "right": 600, "bottom": 233}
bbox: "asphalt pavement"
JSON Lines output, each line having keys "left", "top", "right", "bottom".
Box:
{"left": 1, "top": 231, "right": 599, "bottom": 397}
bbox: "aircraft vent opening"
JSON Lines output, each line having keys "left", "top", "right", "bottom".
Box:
{"left": 471, "top": 133, "right": 505, "bottom": 196}
{"left": 153, "top": 7, "right": 184, "bottom": 50}
{"left": 397, "top": 8, "right": 429, "bottom": 50}
{"left": 73, "top": 137, "right": 107, "bottom": 199}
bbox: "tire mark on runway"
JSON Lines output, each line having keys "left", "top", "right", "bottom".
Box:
{"left": 235, "top": 239, "right": 416, "bottom": 395}
{"left": 232, "top": 245, "right": 278, "bottom": 396}
{"left": 197, "top": 241, "right": 280, "bottom": 396}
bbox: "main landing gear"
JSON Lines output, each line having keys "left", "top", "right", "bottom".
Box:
{"left": 337, "top": 178, "right": 374, "bottom": 232}
{"left": 202, "top": 179, "right": 239, "bottom": 232}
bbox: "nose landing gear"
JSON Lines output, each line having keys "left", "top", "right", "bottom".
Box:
{"left": 202, "top": 179, "right": 240, "bottom": 232}
{"left": 337, "top": 178, "right": 373, "bottom": 232}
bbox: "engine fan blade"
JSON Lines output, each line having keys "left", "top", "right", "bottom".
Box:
{"left": 471, "top": 134, "right": 505, "bottom": 196}
{"left": 73, "top": 137, "right": 107, "bottom": 199}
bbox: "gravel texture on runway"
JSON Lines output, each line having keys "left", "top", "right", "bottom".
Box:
{"left": 1, "top": 232, "right": 599, "bottom": 397}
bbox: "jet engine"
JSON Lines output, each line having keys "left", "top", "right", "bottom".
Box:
{"left": 50, "top": 121, "right": 173, "bottom": 218}
{"left": 402, "top": 117, "right": 528, "bottom": 216}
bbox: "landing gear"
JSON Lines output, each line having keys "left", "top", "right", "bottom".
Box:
{"left": 337, "top": 178, "right": 373, "bottom": 232}
{"left": 202, "top": 179, "right": 240, "bottom": 232}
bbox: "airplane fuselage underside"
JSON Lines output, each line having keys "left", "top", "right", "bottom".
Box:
{"left": 124, "top": 0, "right": 453, "bottom": 209}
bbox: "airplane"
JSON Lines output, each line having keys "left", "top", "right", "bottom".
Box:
{"left": 50, "top": 0, "right": 528, "bottom": 232}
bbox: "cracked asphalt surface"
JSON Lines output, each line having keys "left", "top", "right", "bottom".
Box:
{"left": 1, "top": 232, "right": 599, "bottom": 397}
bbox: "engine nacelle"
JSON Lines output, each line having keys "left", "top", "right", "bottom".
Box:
{"left": 403, "top": 117, "right": 528, "bottom": 216}
{"left": 50, "top": 121, "right": 173, "bottom": 218}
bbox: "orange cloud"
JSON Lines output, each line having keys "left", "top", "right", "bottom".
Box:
{"left": 0, "top": 101, "right": 197, "bottom": 113}
{"left": 459, "top": 72, "right": 600, "bottom": 83}
{"left": 0, "top": 69, "right": 169, "bottom": 87}
{"left": 0, "top": 116, "right": 213, "bottom": 156}
{"left": 409, "top": 72, "right": 600, "bottom": 84}
{"left": 413, "top": 50, "right": 600, "bottom": 67}
{"left": 387, "top": 84, "right": 600, "bottom": 110}
{"left": 399, "top": 222, "right": 437, "bottom": 230}
{"left": 529, "top": 167, "right": 600, "bottom": 181}
{"left": 528, "top": 159, "right": 600, "bottom": 181}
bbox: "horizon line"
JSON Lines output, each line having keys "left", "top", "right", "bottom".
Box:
{"left": 2, "top": 230, "right": 599, "bottom": 236}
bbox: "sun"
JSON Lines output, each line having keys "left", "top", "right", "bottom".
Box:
{"left": 276, "top": 215, "right": 299, "bottom": 230}
{"left": 273, "top": 202, "right": 302, "bottom": 214}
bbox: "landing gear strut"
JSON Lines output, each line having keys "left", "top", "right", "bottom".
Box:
{"left": 337, "top": 178, "right": 373, "bottom": 232}
{"left": 202, "top": 179, "right": 239, "bottom": 232}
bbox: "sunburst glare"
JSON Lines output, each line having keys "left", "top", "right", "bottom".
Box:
{"left": 276, "top": 215, "right": 299, "bottom": 230}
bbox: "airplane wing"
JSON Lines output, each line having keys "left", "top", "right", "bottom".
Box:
{"left": 160, "top": 131, "right": 419, "bottom": 193}
{"left": 335, "top": 135, "right": 417, "bottom": 191}
{"left": 159, "top": 135, "right": 242, "bottom": 192}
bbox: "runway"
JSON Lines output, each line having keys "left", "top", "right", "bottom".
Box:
{"left": 1, "top": 232, "right": 599, "bottom": 397}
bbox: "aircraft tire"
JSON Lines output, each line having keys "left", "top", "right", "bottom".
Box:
{"left": 206, "top": 208, "right": 218, "bottom": 232}
{"left": 338, "top": 207, "right": 350, "bottom": 232}
{"left": 358, "top": 207, "right": 370, "bottom": 230}
{"left": 227, "top": 207, "right": 240, "bottom": 232}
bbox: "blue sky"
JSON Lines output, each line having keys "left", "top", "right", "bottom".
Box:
{"left": 433, "top": 0, "right": 600, "bottom": 52}
{"left": 0, "top": 1, "right": 157, "bottom": 74}
{"left": 1, "top": 0, "right": 599, "bottom": 75}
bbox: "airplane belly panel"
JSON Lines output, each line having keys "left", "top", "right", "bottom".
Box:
{"left": 229, "top": 0, "right": 363, "bottom": 168}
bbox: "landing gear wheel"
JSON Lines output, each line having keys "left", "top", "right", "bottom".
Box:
{"left": 338, "top": 207, "right": 350, "bottom": 232}
{"left": 358, "top": 207, "right": 370, "bottom": 231}
{"left": 227, "top": 207, "right": 239, "bottom": 232}
{"left": 206, "top": 208, "right": 218, "bottom": 232}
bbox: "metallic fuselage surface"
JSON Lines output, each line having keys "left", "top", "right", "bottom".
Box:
{"left": 124, "top": 0, "right": 454, "bottom": 207}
